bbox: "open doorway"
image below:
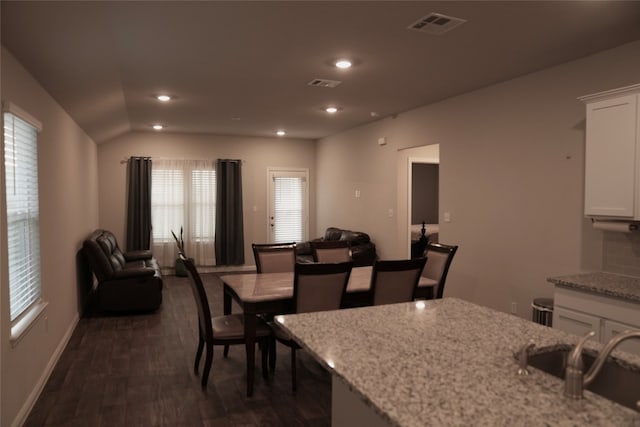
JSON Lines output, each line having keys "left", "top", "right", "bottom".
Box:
{"left": 406, "top": 145, "right": 440, "bottom": 257}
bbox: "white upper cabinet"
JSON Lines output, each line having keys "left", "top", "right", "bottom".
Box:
{"left": 579, "top": 84, "right": 640, "bottom": 219}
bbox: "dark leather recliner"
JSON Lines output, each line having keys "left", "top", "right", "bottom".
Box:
{"left": 297, "top": 227, "right": 377, "bottom": 267}
{"left": 82, "top": 229, "right": 163, "bottom": 312}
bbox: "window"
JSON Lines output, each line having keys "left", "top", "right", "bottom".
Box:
{"left": 151, "top": 159, "right": 216, "bottom": 266}
{"left": 151, "top": 168, "right": 184, "bottom": 242}
{"left": 3, "top": 108, "right": 43, "bottom": 325}
{"left": 268, "top": 168, "right": 308, "bottom": 243}
{"left": 190, "top": 169, "right": 216, "bottom": 242}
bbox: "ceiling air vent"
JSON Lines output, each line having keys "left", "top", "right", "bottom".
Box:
{"left": 307, "top": 79, "right": 342, "bottom": 88}
{"left": 408, "top": 12, "right": 466, "bottom": 35}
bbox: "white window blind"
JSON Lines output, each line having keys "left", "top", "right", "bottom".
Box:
{"left": 269, "top": 170, "right": 308, "bottom": 243}
{"left": 151, "top": 168, "right": 184, "bottom": 242}
{"left": 190, "top": 169, "right": 216, "bottom": 242}
{"left": 4, "top": 111, "right": 42, "bottom": 322}
{"left": 151, "top": 159, "right": 216, "bottom": 266}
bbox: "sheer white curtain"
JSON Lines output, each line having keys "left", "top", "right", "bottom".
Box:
{"left": 151, "top": 159, "right": 216, "bottom": 267}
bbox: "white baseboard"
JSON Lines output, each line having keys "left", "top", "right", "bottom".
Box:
{"left": 199, "top": 265, "right": 256, "bottom": 273}
{"left": 161, "top": 264, "right": 256, "bottom": 276}
{"left": 12, "top": 313, "right": 79, "bottom": 427}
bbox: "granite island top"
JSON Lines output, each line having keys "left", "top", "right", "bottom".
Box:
{"left": 547, "top": 272, "right": 640, "bottom": 303}
{"left": 276, "top": 298, "right": 640, "bottom": 427}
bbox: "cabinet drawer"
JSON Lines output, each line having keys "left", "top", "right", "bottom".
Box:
{"left": 554, "top": 286, "right": 640, "bottom": 326}
{"left": 553, "top": 306, "right": 601, "bottom": 341}
{"left": 602, "top": 319, "right": 640, "bottom": 355}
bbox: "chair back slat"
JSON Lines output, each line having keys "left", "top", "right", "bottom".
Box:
{"left": 422, "top": 243, "right": 458, "bottom": 299}
{"left": 371, "top": 257, "right": 427, "bottom": 306}
{"left": 422, "top": 251, "right": 448, "bottom": 282}
{"left": 252, "top": 243, "right": 297, "bottom": 273}
{"left": 293, "top": 262, "right": 353, "bottom": 314}
{"left": 311, "top": 240, "right": 351, "bottom": 263}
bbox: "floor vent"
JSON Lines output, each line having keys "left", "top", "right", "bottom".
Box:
{"left": 408, "top": 12, "right": 466, "bottom": 35}
{"left": 307, "top": 79, "right": 342, "bottom": 88}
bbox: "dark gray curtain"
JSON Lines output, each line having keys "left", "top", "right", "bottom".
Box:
{"left": 126, "top": 157, "right": 152, "bottom": 251}
{"left": 215, "top": 159, "right": 245, "bottom": 265}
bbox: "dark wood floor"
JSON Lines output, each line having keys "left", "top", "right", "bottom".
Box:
{"left": 24, "top": 273, "right": 332, "bottom": 426}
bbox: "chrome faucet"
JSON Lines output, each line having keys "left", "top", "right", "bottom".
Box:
{"left": 516, "top": 340, "right": 535, "bottom": 376}
{"left": 565, "top": 330, "right": 640, "bottom": 399}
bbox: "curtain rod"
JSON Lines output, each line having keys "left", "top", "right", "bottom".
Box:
{"left": 120, "top": 157, "right": 246, "bottom": 164}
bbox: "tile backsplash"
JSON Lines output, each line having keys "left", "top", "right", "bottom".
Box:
{"left": 603, "top": 231, "right": 640, "bottom": 277}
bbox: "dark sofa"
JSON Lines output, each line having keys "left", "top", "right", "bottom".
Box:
{"left": 82, "top": 229, "right": 163, "bottom": 312}
{"left": 297, "top": 227, "right": 377, "bottom": 266}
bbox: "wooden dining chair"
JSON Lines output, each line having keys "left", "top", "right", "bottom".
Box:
{"left": 370, "top": 257, "right": 427, "bottom": 306}
{"left": 252, "top": 242, "right": 297, "bottom": 273}
{"left": 181, "top": 255, "right": 271, "bottom": 389}
{"left": 414, "top": 243, "right": 458, "bottom": 300}
{"left": 272, "top": 261, "right": 353, "bottom": 392}
{"left": 310, "top": 240, "right": 352, "bottom": 263}
{"left": 249, "top": 242, "right": 298, "bottom": 362}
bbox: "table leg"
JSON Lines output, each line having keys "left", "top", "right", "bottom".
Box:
{"left": 244, "top": 312, "right": 257, "bottom": 397}
{"left": 223, "top": 286, "right": 232, "bottom": 315}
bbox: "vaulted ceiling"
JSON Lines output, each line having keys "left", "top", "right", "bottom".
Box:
{"left": 3, "top": 1, "right": 640, "bottom": 143}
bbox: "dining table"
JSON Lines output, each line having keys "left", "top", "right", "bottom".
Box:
{"left": 220, "top": 265, "right": 435, "bottom": 397}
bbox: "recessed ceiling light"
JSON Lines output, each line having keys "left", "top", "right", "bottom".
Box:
{"left": 152, "top": 124, "right": 164, "bottom": 130}
{"left": 335, "top": 59, "right": 352, "bottom": 69}
{"left": 156, "top": 94, "right": 172, "bottom": 102}
{"left": 325, "top": 106, "right": 339, "bottom": 114}
{"left": 276, "top": 130, "right": 286, "bottom": 136}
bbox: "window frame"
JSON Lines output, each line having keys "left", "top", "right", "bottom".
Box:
{"left": 2, "top": 102, "right": 47, "bottom": 345}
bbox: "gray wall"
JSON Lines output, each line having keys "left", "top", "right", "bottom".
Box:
{"left": 412, "top": 163, "right": 439, "bottom": 225}
{"left": 97, "top": 131, "right": 316, "bottom": 266}
{"left": 316, "top": 40, "right": 640, "bottom": 318}
{"left": 1, "top": 47, "right": 99, "bottom": 427}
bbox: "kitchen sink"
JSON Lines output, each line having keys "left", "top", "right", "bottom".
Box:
{"left": 527, "top": 345, "right": 640, "bottom": 411}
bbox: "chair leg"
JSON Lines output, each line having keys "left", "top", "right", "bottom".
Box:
{"left": 194, "top": 333, "right": 204, "bottom": 374}
{"left": 269, "top": 336, "right": 277, "bottom": 372}
{"left": 223, "top": 344, "right": 230, "bottom": 358}
{"left": 201, "top": 342, "right": 213, "bottom": 389}
{"left": 291, "top": 347, "right": 297, "bottom": 393}
{"left": 261, "top": 338, "right": 269, "bottom": 380}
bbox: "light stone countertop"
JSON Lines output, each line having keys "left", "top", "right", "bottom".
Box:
{"left": 547, "top": 272, "right": 640, "bottom": 303}
{"left": 276, "top": 298, "right": 640, "bottom": 427}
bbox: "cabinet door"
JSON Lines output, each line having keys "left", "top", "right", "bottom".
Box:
{"left": 553, "top": 306, "right": 601, "bottom": 341}
{"left": 584, "top": 94, "right": 637, "bottom": 218}
{"left": 602, "top": 319, "right": 640, "bottom": 356}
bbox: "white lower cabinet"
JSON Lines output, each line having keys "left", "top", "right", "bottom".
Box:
{"left": 553, "top": 286, "right": 640, "bottom": 355}
{"left": 602, "top": 319, "right": 640, "bottom": 355}
{"left": 332, "top": 375, "right": 390, "bottom": 427}
{"left": 554, "top": 307, "right": 601, "bottom": 342}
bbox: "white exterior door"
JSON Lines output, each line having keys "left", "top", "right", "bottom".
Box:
{"left": 267, "top": 168, "right": 309, "bottom": 243}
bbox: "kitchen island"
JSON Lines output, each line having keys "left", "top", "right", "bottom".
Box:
{"left": 275, "top": 298, "right": 640, "bottom": 426}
